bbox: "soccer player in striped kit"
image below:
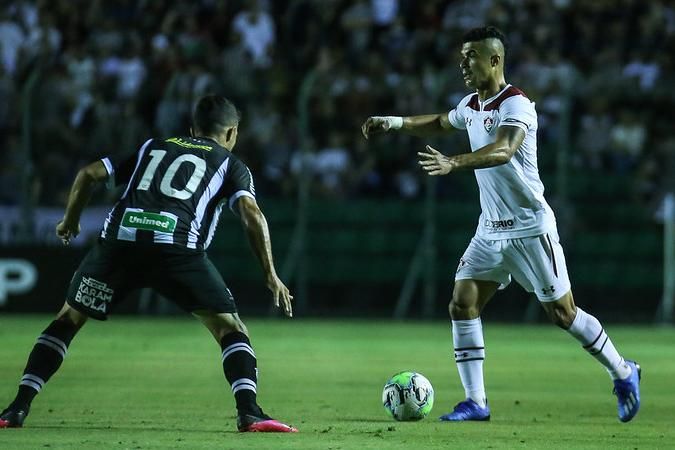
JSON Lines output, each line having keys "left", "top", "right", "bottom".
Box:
{"left": 0, "top": 95, "right": 297, "bottom": 432}
{"left": 362, "top": 26, "right": 641, "bottom": 423}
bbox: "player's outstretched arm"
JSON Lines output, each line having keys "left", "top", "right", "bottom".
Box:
{"left": 361, "top": 114, "right": 455, "bottom": 139}
{"left": 56, "top": 160, "right": 109, "bottom": 245}
{"left": 237, "top": 196, "right": 293, "bottom": 317}
{"left": 418, "top": 125, "right": 525, "bottom": 175}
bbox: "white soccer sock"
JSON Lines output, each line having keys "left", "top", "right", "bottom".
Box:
{"left": 567, "top": 307, "right": 631, "bottom": 380}
{"left": 452, "top": 318, "right": 487, "bottom": 408}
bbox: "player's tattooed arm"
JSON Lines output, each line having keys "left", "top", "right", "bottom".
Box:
{"left": 417, "top": 125, "right": 525, "bottom": 175}
{"left": 57, "top": 160, "right": 109, "bottom": 244}
{"left": 361, "top": 114, "right": 455, "bottom": 139}
{"left": 237, "top": 196, "right": 294, "bottom": 317}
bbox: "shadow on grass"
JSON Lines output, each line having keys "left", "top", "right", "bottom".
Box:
{"left": 340, "top": 417, "right": 418, "bottom": 424}
{"left": 26, "top": 424, "right": 237, "bottom": 434}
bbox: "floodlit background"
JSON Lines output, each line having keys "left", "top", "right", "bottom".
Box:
{"left": 0, "top": 0, "right": 673, "bottom": 321}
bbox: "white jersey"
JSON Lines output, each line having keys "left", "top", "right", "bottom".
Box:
{"left": 447, "top": 84, "right": 556, "bottom": 239}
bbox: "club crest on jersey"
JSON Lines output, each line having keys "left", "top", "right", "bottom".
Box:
{"left": 483, "top": 117, "right": 494, "bottom": 132}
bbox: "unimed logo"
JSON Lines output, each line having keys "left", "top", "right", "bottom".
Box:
{"left": 128, "top": 215, "right": 171, "bottom": 229}
{"left": 0, "top": 259, "right": 38, "bottom": 306}
{"left": 121, "top": 211, "right": 177, "bottom": 232}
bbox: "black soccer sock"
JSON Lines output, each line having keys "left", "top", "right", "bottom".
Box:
{"left": 220, "top": 331, "right": 260, "bottom": 416}
{"left": 11, "top": 320, "right": 79, "bottom": 409}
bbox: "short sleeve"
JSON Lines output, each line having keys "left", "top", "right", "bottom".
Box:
{"left": 447, "top": 107, "right": 466, "bottom": 130}
{"left": 498, "top": 96, "right": 537, "bottom": 132}
{"left": 102, "top": 138, "right": 153, "bottom": 189}
{"left": 222, "top": 157, "right": 256, "bottom": 212}
{"left": 447, "top": 93, "right": 476, "bottom": 130}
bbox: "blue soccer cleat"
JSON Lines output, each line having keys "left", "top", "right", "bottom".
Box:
{"left": 613, "top": 360, "right": 641, "bottom": 423}
{"left": 439, "top": 398, "right": 490, "bottom": 422}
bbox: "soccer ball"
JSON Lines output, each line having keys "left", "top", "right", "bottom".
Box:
{"left": 382, "top": 371, "right": 434, "bottom": 421}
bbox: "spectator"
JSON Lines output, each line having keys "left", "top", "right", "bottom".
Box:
{"left": 232, "top": 0, "right": 275, "bottom": 68}
{"left": 608, "top": 110, "right": 646, "bottom": 174}
{"left": 575, "top": 99, "right": 613, "bottom": 170}
{"left": 371, "top": 0, "right": 398, "bottom": 28}
{"left": 0, "top": 7, "right": 25, "bottom": 75}
{"left": 0, "top": 0, "right": 671, "bottom": 216}
{"left": 623, "top": 50, "right": 661, "bottom": 91}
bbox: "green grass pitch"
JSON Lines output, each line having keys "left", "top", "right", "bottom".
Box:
{"left": 1, "top": 316, "right": 674, "bottom": 449}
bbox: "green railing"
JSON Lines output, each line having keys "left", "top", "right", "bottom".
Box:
{"left": 211, "top": 198, "right": 663, "bottom": 288}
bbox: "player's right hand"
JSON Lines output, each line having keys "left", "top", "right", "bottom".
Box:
{"left": 267, "top": 274, "right": 293, "bottom": 318}
{"left": 361, "top": 116, "right": 395, "bottom": 140}
{"left": 56, "top": 220, "right": 80, "bottom": 245}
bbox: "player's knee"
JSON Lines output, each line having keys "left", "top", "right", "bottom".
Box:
{"left": 545, "top": 303, "right": 575, "bottom": 329}
{"left": 449, "top": 296, "right": 479, "bottom": 320}
{"left": 55, "top": 305, "right": 88, "bottom": 329}
{"left": 215, "top": 314, "right": 248, "bottom": 339}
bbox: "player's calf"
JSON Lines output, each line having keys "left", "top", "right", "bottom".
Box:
{"left": 540, "top": 294, "right": 576, "bottom": 329}
{"left": 1, "top": 316, "right": 82, "bottom": 428}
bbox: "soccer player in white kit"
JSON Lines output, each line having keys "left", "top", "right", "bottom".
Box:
{"left": 361, "top": 26, "right": 641, "bottom": 422}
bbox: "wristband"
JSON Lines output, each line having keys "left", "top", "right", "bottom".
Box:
{"left": 381, "top": 116, "right": 403, "bottom": 130}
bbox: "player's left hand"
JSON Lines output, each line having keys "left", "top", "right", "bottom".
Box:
{"left": 418, "top": 145, "right": 456, "bottom": 176}
{"left": 56, "top": 220, "right": 80, "bottom": 245}
{"left": 267, "top": 275, "right": 294, "bottom": 318}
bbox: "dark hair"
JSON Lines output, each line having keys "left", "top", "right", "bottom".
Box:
{"left": 192, "top": 95, "right": 240, "bottom": 136}
{"left": 462, "top": 26, "right": 507, "bottom": 52}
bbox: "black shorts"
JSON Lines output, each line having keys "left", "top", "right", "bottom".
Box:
{"left": 66, "top": 239, "right": 236, "bottom": 320}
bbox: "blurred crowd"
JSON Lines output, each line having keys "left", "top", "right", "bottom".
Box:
{"left": 0, "top": 0, "right": 673, "bottom": 209}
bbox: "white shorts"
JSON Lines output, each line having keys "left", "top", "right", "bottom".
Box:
{"left": 455, "top": 230, "right": 571, "bottom": 302}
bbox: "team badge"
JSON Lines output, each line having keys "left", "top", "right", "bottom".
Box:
{"left": 483, "top": 117, "right": 494, "bottom": 132}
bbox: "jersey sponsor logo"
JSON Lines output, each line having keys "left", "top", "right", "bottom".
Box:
{"left": 122, "top": 210, "right": 177, "bottom": 232}
{"left": 74, "top": 276, "right": 113, "bottom": 313}
{"left": 483, "top": 116, "right": 494, "bottom": 132}
{"left": 484, "top": 218, "right": 515, "bottom": 230}
{"left": 165, "top": 137, "right": 213, "bottom": 151}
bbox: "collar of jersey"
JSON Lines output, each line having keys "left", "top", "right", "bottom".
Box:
{"left": 194, "top": 136, "right": 218, "bottom": 144}
{"left": 478, "top": 84, "right": 511, "bottom": 110}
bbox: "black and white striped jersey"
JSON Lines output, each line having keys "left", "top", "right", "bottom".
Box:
{"left": 99, "top": 136, "right": 256, "bottom": 251}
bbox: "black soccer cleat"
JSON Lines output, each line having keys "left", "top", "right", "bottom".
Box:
{"left": 0, "top": 406, "right": 29, "bottom": 428}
